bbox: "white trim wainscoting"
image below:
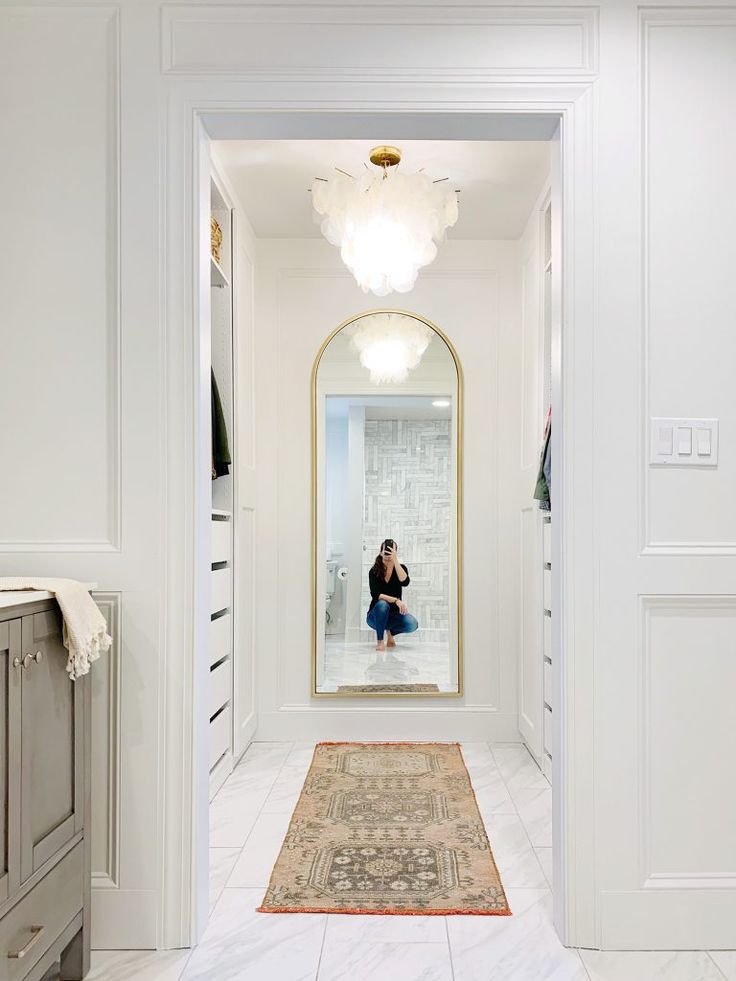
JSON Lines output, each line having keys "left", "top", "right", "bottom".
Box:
{"left": 2, "top": 0, "right": 736, "bottom": 960}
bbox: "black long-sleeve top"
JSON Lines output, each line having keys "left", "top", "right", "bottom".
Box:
{"left": 368, "top": 564, "right": 410, "bottom": 613}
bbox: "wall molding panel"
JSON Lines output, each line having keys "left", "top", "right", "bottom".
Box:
{"left": 640, "top": 6, "right": 736, "bottom": 554}
{"left": 0, "top": 4, "right": 121, "bottom": 553}
{"left": 90, "top": 591, "right": 122, "bottom": 891}
{"left": 161, "top": 4, "right": 598, "bottom": 80}
{"left": 639, "top": 595, "right": 736, "bottom": 890}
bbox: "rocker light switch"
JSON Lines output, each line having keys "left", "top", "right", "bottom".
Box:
{"left": 696, "top": 428, "right": 711, "bottom": 456}
{"left": 650, "top": 418, "right": 718, "bottom": 467}
{"left": 676, "top": 426, "right": 692, "bottom": 455}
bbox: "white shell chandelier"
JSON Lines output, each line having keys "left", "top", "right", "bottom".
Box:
{"left": 311, "top": 146, "right": 459, "bottom": 296}
{"left": 351, "top": 313, "right": 433, "bottom": 384}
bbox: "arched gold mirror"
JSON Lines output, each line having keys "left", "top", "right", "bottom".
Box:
{"left": 312, "top": 310, "right": 463, "bottom": 697}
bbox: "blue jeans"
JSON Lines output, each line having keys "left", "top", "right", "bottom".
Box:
{"left": 367, "top": 600, "right": 419, "bottom": 642}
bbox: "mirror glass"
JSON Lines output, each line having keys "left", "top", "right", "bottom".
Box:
{"left": 314, "top": 311, "right": 461, "bottom": 696}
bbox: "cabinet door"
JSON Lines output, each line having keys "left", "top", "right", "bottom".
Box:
{"left": 20, "top": 610, "right": 83, "bottom": 881}
{"left": 0, "top": 620, "right": 21, "bottom": 901}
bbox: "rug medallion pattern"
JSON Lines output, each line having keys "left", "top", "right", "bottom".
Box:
{"left": 258, "top": 742, "right": 510, "bottom": 915}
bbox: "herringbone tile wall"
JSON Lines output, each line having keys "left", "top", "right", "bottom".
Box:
{"left": 362, "top": 418, "right": 451, "bottom": 636}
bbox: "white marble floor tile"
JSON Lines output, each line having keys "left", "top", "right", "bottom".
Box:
{"left": 209, "top": 788, "right": 269, "bottom": 849}
{"left": 465, "top": 761, "right": 516, "bottom": 815}
{"left": 459, "top": 742, "right": 495, "bottom": 765}
{"left": 182, "top": 887, "right": 326, "bottom": 981}
{"left": 209, "top": 847, "right": 240, "bottom": 912}
{"left": 261, "top": 763, "right": 312, "bottom": 814}
{"left": 227, "top": 810, "right": 293, "bottom": 888}
{"left": 709, "top": 953, "right": 736, "bottom": 980}
{"left": 490, "top": 745, "right": 548, "bottom": 793}
{"left": 317, "top": 940, "right": 453, "bottom": 981}
{"left": 535, "top": 847, "right": 553, "bottom": 887}
{"left": 285, "top": 742, "right": 318, "bottom": 767}
{"left": 324, "top": 912, "right": 447, "bottom": 944}
{"left": 580, "top": 949, "right": 727, "bottom": 981}
{"left": 710, "top": 950, "right": 736, "bottom": 981}
{"left": 448, "top": 889, "right": 586, "bottom": 981}
{"left": 511, "top": 785, "right": 552, "bottom": 847}
{"left": 86, "top": 949, "right": 192, "bottom": 981}
{"left": 482, "top": 811, "right": 548, "bottom": 888}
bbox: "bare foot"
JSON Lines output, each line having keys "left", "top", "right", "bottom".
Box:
{"left": 376, "top": 641, "right": 386, "bottom": 652}
{"left": 386, "top": 634, "right": 396, "bottom": 648}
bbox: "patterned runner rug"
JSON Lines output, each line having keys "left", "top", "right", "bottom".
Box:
{"left": 258, "top": 742, "right": 510, "bottom": 915}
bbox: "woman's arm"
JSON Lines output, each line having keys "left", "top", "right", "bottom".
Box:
{"left": 377, "top": 593, "right": 398, "bottom": 604}
{"left": 388, "top": 546, "right": 408, "bottom": 583}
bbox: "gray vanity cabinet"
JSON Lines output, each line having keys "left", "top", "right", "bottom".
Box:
{"left": 0, "top": 620, "right": 21, "bottom": 907}
{"left": 0, "top": 600, "right": 90, "bottom": 981}
{"left": 21, "top": 609, "right": 84, "bottom": 881}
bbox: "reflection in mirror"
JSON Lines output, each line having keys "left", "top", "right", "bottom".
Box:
{"left": 314, "top": 312, "right": 461, "bottom": 696}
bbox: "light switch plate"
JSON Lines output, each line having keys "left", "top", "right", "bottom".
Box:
{"left": 650, "top": 418, "right": 718, "bottom": 467}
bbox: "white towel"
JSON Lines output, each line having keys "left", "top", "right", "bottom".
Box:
{"left": 0, "top": 577, "right": 111, "bottom": 681}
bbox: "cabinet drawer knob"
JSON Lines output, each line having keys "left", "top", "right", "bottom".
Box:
{"left": 21, "top": 653, "right": 33, "bottom": 670}
{"left": 33, "top": 650, "right": 43, "bottom": 664}
{"left": 8, "top": 924, "right": 44, "bottom": 959}
{"left": 12, "top": 657, "right": 20, "bottom": 669}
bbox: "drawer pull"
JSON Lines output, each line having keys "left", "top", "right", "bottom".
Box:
{"left": 33, "top": 650, "right": 43, "bottom": 664}
{"left": 8, "top": 925, "right": 44, "bottom": 959}
{"left": 22, "top": 653, "right": 33, "bottom": 670}
{"left": 12, "top": 657, "right": 20, "bottom": 669}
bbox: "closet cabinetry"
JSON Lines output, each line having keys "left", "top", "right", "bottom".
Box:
{"left": 209, "top": 167, "right": 236, "bottom": 799}
{"left": 0, "top": 598, "right": 90, "bottom": 980}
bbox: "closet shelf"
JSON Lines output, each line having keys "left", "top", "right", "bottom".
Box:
{"left": 210, "top": 255, "right": 230, "bottom": 289}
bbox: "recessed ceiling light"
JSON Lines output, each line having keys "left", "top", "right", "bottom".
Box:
{"left": 432, "top": 399, "right": 450, "bottom": 407}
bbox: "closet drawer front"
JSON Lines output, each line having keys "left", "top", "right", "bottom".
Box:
{"left": 543, "top": 519, "right": 552, "bottom": 565}
{"left": 209, "top": 658, "right": 231, "bottom": 719}
{"left": 210, "top": 568, "right": 231, "bottom": 616}
{"left": 211, "top": 519, "right": 231, "bottom": 565}
{"left": 543, "top": 614, "right": 552, "bottom": 659}
{"left": 209, "top": 613, "right": 231, "bottom": 667}
{"left": 543, "top": 658, "right": 552, "bottom": 709}
{"left": 0, "top": 842, "right": 83, "bottom": 980}
{"left": 543, "top": 706, "right": 553, "bottom": 755}
{"left": 543, "top": 568, "right": 552, "bottom": 612}
{"left": 209, "top": 706, "right": 231, "bottom": 770}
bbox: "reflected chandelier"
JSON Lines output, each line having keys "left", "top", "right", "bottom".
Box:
{"left": 311, "top": 146, "right": 459, "bottom": 296}
{"left": 351, "top": 314, "right": 432, "bottom": 384}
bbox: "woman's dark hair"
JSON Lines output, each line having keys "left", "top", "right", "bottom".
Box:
{"left": 370, "top": 539, "right": 396, "bottom": 578}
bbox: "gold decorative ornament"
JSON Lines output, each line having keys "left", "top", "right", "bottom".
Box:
{"left": 368, "top": 145, "right": 402, "bottom": 169}
{"left": 210, "top": 215, "right": 223, "bottom": 264}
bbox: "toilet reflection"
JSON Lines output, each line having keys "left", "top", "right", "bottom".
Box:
{"left": 314, "top": 311, "right": 462, "bottom": 696}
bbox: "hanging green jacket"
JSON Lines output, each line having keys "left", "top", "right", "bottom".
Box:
{"left": 533, "top": 422, "right": 551, "bottom": 509}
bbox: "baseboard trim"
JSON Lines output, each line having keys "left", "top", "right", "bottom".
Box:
{"left": 91, "top": 889, "right": 158, "bottom": 949}
{"left": 255, "top": 708, "right": 518, "bottom": 742}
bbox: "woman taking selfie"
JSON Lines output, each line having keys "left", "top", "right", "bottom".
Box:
{"left": 367, "top": 539, "right": 419, "bottom": 651}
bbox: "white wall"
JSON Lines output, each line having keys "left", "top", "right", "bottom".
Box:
{"left": 3, "top": 0, "right": 736, "bottom": 952}
{"left": 254, "top": 238, "right": 521, "bottom": 740}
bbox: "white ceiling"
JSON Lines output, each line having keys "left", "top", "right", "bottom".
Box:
{"left": 213, "top": 139, "right": 550, "bottom": 240}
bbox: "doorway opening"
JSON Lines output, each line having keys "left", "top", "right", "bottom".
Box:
{"left": 193, "top": 116, "right": 564, "bottom": 947}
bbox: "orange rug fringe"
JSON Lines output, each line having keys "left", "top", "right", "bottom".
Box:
{"left": 317, "top": 740, "right": 461, "bottom": 747}
{"left": 256, "top": 904, "right": 512, "bottom": 916}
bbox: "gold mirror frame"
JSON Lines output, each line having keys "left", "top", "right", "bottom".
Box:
{"left": 311, "top": 309, "right": 464, "bottom": 698}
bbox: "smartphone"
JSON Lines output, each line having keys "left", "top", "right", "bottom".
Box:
{"left": 383, "top": 539, "right": 394, "bottom": 556}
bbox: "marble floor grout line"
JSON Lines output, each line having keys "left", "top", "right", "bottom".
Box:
{"left": 487, "top": 739, "right": 551, "bottom": 877}
{"left": 444, "top": 915, "right": 457, "bottom": 981}
{"left": 220, "top": 741, "right": 296, "bottom": 893}
{"left": 314, "top": 915, "right": 330, "bottom": 981}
